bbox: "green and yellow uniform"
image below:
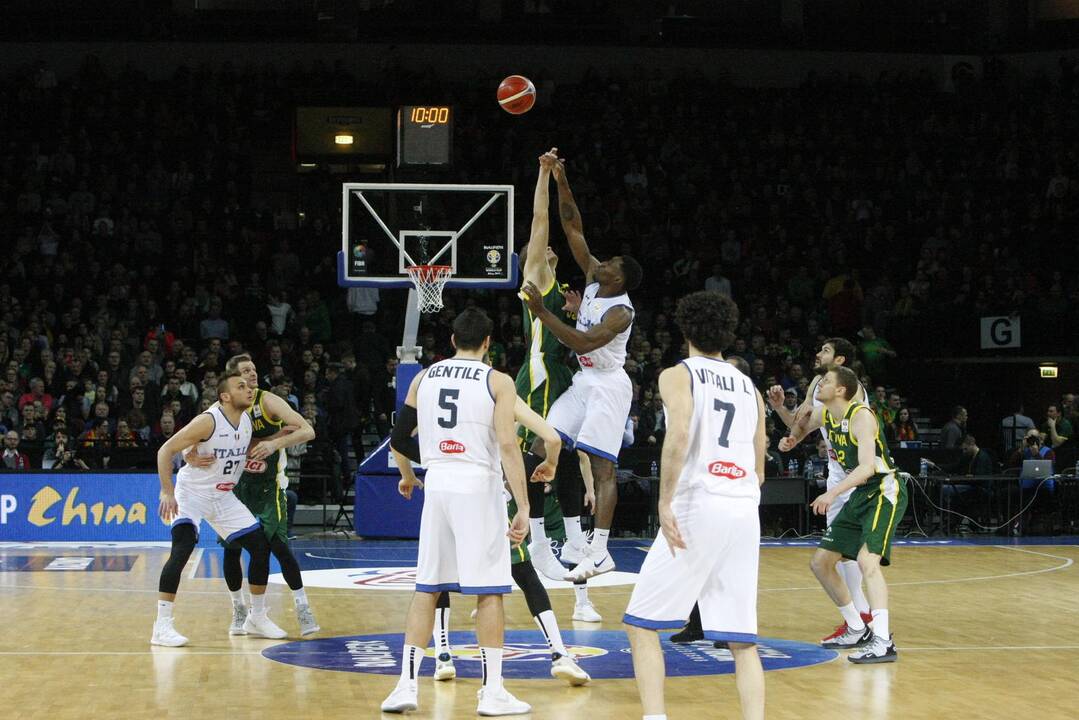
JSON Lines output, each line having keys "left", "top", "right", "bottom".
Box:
{"left": 819, "top": 401, "right": 908, "bottom": 565}
{"left": 218, "top": 388, "right": 290, "bottom": 548}
{"left": 514, "top": 277, "right": 576, "bottom": 448}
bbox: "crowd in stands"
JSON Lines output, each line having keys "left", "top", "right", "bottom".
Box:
{"left": 1, "top": 54, "right": 1079, "bottom": 492}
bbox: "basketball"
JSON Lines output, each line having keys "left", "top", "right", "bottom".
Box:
{"left": 497, "top": 75, "right": 536, "bottom": 115}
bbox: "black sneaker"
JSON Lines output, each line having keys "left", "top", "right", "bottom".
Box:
{"left": 713, "top": 640, "right": 729, "bottom": 649}
{"left": 848, "top": 634, "right": 898, "bottom": 664}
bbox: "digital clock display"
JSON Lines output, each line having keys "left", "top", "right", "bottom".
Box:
{"left": 409, "top": 106, "right": 450, "bottom": 124}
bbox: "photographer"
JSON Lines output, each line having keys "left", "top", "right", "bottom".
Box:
{"left": 1009, "top": 429, "right": 1055, "bottom": 470}
{"left": 42, "top": 430, "right": 89, "bottom": 470}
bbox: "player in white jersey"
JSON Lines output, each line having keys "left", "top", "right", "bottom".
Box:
{"left": 151, "top": 372, "right": 287, "bottom": 647}
{"left": 623, "top": 291, "right": 766, "bottom": 720}
{"left": 521, "top": 152, "right": 643, "bottom": 582}
{"left": 766, "top": 337, "right": 874, "bottom": 646}
{"left": 381, "top": 308, "right": 542, "bottom": 717}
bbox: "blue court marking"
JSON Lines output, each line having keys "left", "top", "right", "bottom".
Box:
{"left": 262, "top": 630, "right": 837, "bottom": 678}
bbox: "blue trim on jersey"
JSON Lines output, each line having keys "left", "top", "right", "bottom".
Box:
{"left": 225, "top": 521, "right": 261, "bottom": 543}
{"left": 680, "top": 360, "right": 694, "bottom": 392}
{"left": 704, "top": 631, "right": 758, "bottom": 644}
{"left": 219, "top": 408, "right": 242, "bottom": 431}
{"left": 622, "top": 613, "right": 687, "bottom": 630}
{"left": 556, "top": 429, "right": 576, "bottom": 449}
{"left": 599, "top": 304, "right": 635, "bottom": 323}
{"left": 486, "top": 368, "right": 495, "bottom": 402}
{"left": 459, "top": 584, "right": 513, "bottom": 595}
{"left": 200, "top": 411, "right": 216, "bottom": 442}
{"left": 576, "top": 441, "right": 617, "bottom": 463}
{"left": 415, "top": 582, "right": 460, "bottom": 593}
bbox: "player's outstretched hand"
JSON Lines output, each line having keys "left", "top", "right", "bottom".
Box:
{"left": 810, "top": 491, "right": 835, "bottom": 516}
{"left": 182, "top": 448, "right": 215, "bottom": 468}
{"left": 521, "top": 281, "right": 544, "bottom": 314}
{"left": 539, "top": 147, "right": 559, "bottom": 170}
{"left": 551, "top": 155, "right": 567, "bottom": 183}
{"left": 507, "top": 509, "right": 529, "bottom": 547}
{"left": 658, "top": 502, "right": 686, "bottom": 555}
{"left": 248, "top": 440, "right": 277, "bottom": 460}
{"left": 766, "top": 385, "right": 785, "bottom": 409}
{"left": 530, "top": 459, "right": 557, "bottom": 484}
{"left": 778, "top": 435, "right": 798, "bottom": 452}
{"left": 158, "top": 492, "right": 178, "bottom": 523}
{"left": 398, "top": 476, "right": 423, "bottom": 500}
{"left": 562, "top": 289, "right": 582, "bottom": 316}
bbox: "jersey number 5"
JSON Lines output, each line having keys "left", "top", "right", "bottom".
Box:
{"left": 438, "top": 389, "right": 459, "bottom": 429}
{"left": 713, "top": 399, "right": 736, "bottom": 448}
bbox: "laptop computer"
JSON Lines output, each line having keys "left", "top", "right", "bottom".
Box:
{"left": 1020, "top": 459, "right": 1053, "bottom": 479}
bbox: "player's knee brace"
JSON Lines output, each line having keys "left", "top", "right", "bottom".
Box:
{"left": 269, "top": 537, "right": 303, "bottom": 591}
{"left": 158, "top": 523, "right": 197, "bottom": 594}
{"left": 222, "top": 546, "right": 244, "bottom": 592}
{"left": 556, "top": 449, "right": 583, "bottom": 516}
{"left": 436, "top": 590, "right": 451, "bottom": 609}
{"left": 236, "top": 530, "right": 271, "bottom": 586}
{"left": 511, "top": 560, "right": 552, "bottom": 617}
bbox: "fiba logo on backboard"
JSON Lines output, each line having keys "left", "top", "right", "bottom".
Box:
{"left": 485, "top": 248, "right": 502, "bottom": 266}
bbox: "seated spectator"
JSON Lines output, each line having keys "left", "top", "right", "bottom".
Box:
{"left": 2, "top": 430, "right": 32, "bottom": 470}
{"left": 805, "top": 437, "right": 830, "bottom": 487}
{"left": 18, "top": 377, "right": 54, "bottom": 413}
{"left": 940, "top": 406, "right": 967, "bottom": 449}
{"left": 0, "top": 390, "right": 17, "bottom": 431}
{"left": 960, "top": 435, "right": 995, "bottom": 476}
{"left": 890, "top": 407, "right": 920, "bottom": 443}
{"left": 1044, "top": 405, "right": 1072, "bottom": 449}
{"left": 42, "top": 430, "right": 89, "bottom": 471}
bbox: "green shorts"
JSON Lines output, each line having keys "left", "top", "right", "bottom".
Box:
{"left": 819, "top": 478, "right": 908, "bottom": 566}
{"left": 515, "top": 359, "right": 574, "bottom": 448}
{"left": 507, "top": 492, "right": 565, "bottom": 564}
{"left": 218, "top": 474, "right": 289, "bottom": 549}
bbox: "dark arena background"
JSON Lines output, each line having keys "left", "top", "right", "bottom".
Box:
{"left": 1, "top": 2, "right": 1079, "bottom": 719}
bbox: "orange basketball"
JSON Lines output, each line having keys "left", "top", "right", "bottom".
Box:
{"left": 497, "top": 75, "right": 536, "bottom": 115}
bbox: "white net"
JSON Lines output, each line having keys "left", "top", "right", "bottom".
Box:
{"left": 406, "top": 265, "right": 453, "bottom": 313}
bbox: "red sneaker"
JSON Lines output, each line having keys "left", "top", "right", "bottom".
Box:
{"left": 821, "top": 623, "right": 848, "bottom": 644}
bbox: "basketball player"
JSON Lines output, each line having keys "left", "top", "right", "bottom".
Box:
{"left": 623, "top": 291, "right": 766, "bottom": 720}
{"left": 766, "top": 337, "right": 875, "bottom": 645}
{"left": 395, "top": 394, "right": 591, "bottom": 686}
{"left": 515, "top": 149, "right": 602, "bottom": 620}
{"left": 778, "top": 366, "right": 908, "bottom": 663}
{"left": 381, "top": 308, "right": 536, "bottom": 716}
{"left": 152, "top": 372, "right": 287, "bottom": 646}
{"left": 521, "top": 153, "right": 642, "bottom": 582}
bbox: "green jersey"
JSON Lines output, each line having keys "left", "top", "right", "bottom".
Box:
{"left": 243, "top": 388, "right": 287, "bottom": 485}
{"left": 515, "top": 277, "right": 576, "bottom": 444}
{"left": 822, "top": 401, "right": 898, "bottom": 492}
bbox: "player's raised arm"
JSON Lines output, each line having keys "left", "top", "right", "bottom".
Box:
{"left": 778, "top": 405, "right": 825, "bottom": 452}
{"left": 156, "top": 412, "right": 214, "bottom": 522}
{"left": 768, "top": 374, "right": 819, "bottom": 431}
{"left": 521, "top": 151, "right": 556, "bottom": 290}
{"left": 551, "top": 156, "right": 599, "bottom": 281}
{"left": 492, "top": 371, "right": 529, "bottom": 544}
{"left": 657, "top": 364, "right": 692, "bottom": 553}
{"left": 521, "top": 286, "right": 631, "bottom": 355}
{"left": 513, "top": 396, "right": 560, "bottom": 482}
{"left": 250, "top": 392, "right": 316, "bottom": 460}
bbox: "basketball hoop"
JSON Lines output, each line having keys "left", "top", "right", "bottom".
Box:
{"left": 405, "top": 264, "right": 453, "bottom": 313}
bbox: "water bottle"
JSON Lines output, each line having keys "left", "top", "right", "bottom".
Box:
{"left": 788, "top": 458, "right": 799, "bottom": 477}
{"left": 650, "top": 460, "right": 658, "bottom": 478}
{"left": 919, "top": 458, "right": 928, "bottom": 479}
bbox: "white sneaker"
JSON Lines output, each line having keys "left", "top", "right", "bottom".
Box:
{"left": 380, "top": 681, "right": 418, "bottom": 713}
{"left": 529, "top": 538, "right": 568, "bottom": 582}
{"left": 476, "top": 686, "right": 531, "bottom": 716}
{"left": 560, "top": 538, "right": 590, "bottom": 565}
{"left": 434, "top": 653, "right": 456, "bottom": 681}
{"left": 151, "top": 618, "right": 188, "bottom": 647}
{"left": 564, "top": 546, "right": 615, "bottom": 582}
{"left": 297, "top": 603, "right": 320, "bottom": 636}
{"left": 229, "top": 604, "right": 248, "bottom": 635}
{"left": 572, "top": 601, "right": 602, "bottom": 623}
{"left": 551, "top": 654, "right": 590, "bottom": 685}
{"left": 243, "top": 611, "right": 288, "bottom": 639}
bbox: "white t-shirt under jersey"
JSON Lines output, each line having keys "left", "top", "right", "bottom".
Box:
{"left": 575, "top": 282, "right": 634, "bottom": 371}
{"left": 668, "top": 356, "right": 761, "bottom": 502}
{"left": 175, "top": 406, "right": 252, "bottom": 493}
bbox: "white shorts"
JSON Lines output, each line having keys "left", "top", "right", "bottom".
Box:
{"left": 624, "top": 489, "right": 759, "bottom": 643}
{"left": 546, "top": 368, "right": 632, "bottom": 462}
{"left": 825, "top": 474, "right": 856, "bottom": 527}
{"left": 173, "top": 483, "right": 260, "bottom": 543}
{"left": 415, "top": 469, "right": 512, "bottom": 595}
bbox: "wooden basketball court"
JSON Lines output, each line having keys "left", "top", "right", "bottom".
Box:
{"left": 2, "top": 538, "right": 1077, "bottom": 719}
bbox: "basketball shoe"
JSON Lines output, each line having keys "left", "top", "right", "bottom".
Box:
{"left": 529, "top": 538, "right": 568, "bottom": 582}
{"left": 820, "top": 612, "right": 873, "bottom": 645}
{"left": 821, "top": 623, "right": 872, "bottom": 649}
{"left": 572, "top": 600, "right": 602, "bottom": 623}
{"left": 151, "top": 618, "right": 189, "bottom": 647}
{"left": 477, "top": 686, "right": 531, "bottom": 716}
{"left": 297, "top": 603, "right": 320, "bottom": 636}
{"left": 243, "top": 611, "right": 288, "bottom": 639}
{"left": 848, "top": 634, "right": 898, "bottom": 664}
{"left": 229, "top": 604, "right": 248, "bottom": 636}
{"left": 564, "top": 544, "right": 615, "bottom": 582}
{"left": 551, "top": 654, "right": 591, "bottom": 685}
{"left": 381, "top": 681, "right": 419, "bottom": 713}
{"left": 434, "top": 652, "right": 457, "bottom": 681}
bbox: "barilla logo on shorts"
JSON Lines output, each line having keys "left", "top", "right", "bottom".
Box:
{"left": 215, "top": 482, "right": 237, "bottom": 492}
{"left": 244, "top": 459, "right": 267, "bottom": 473}
{"left": 579, "top": 356, "right": 594, "bottom": 368}
{"left": 708, "top": 461, "right": 747, "bottom": 480}
{"left": 439, "top": 440, "right": 466, "bottom": 454}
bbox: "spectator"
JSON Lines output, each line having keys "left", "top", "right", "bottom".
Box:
{"left": 890, "top": 407, "right": 920, "bottom": 443}
{"left": 703, "top": 264, "right": 732, "bottom": 297}
{"left": 940, "top": 406, "right": 967, "bottom": 449}
{"left": 18, "top": 377, "right": 54, "bottom": 413}
{"left": 858, "top": 325, "right": 897, "bottom": 382}
{"left": 1010, "top": 429, "right": 1056, "bottom": 471}
{"left": 805, "top": 437, "right": 830, "bottom": 487}
{"left": 1044, "top": 405, "right": 1072, "bottom": 449}
{"left": 199, "top": 297, "right": 229, "bottom": 340}
{"left": 960, "top": 435, "right": 995, "bottom": 476}
{"left": 42, "top": 430, "right": 89, "bottom": 471}
{"left": 0, "top": 390, "right": 18, "bottom": 431}
{"left": 322, "top": 362, "right": 359, "bottom": 479}
{"left": 2, "top": 430, "right": 31, "bottom": 470}
{"left": 1001, "top": 403, "right": 1036, "bottom": 454}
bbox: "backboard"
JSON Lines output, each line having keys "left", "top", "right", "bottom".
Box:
{"left": 337, "top": 183, "right": 517, "bottom": 289}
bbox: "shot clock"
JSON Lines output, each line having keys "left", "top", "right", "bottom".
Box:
{"left": 397, "top": 106, "right": 453, "bottom": 167}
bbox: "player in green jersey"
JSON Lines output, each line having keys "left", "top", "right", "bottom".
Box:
{"left": 780, "top": 365, "right": 907, "bottom": 664}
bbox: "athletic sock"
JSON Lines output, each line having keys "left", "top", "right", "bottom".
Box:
{"left": 435, "top": 607, "right": 451, "bottom": 657}
{"left": 529, "top": 518, "right": 548, "bottom": 546}
{"left": 838, "top": 602, "right": 866, "bottom": 631}
{"left": 564, "top": 516, "right": 584, "bottom": 545}
{"left": 251, "top": 593, "right": 267, "bottom": 614}
{"left": 229, "top": 589, "right": 245, "bottom": 607}
{"left": 871, "top": 609, "right": 890, "bottom": 641}
{"left": 535, "top": 609, "right": 568, "bottom": 657}
{"left": 156, "top": 600, "right": 173, "bottom": 621}
{"left": 591, "top": 527, "right": 610, "bottom": 553}
{"left": 840, "top": 560, "right": 870, "bottom": 614}
{"left": 292, "top": 588, "right": 308, "bottom": 607}
{"left": 480, "top": 647, "right": 503, "bottom": 690}
{"left": 573, "top": 582, "right": 590, "bottom": 605}
{"left": 400, "top": 644, "right": 424, "bottom": 684}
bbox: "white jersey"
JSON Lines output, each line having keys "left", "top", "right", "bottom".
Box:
{"left": 175, "top": 406, "right": 252, "bottom": 493}
{"left": 575, "top": 282, "right": 634, "bottom": 371}
{"left": 670, "top": 356, "right": 761, "bottom": 501}
{"left": 812, "top": 376, "right": 867, "bottom": 481}
{"left": 417, "top": 358, "right": 501, "bottom": 479}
